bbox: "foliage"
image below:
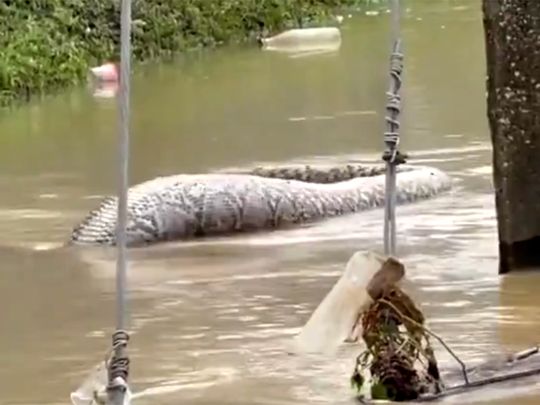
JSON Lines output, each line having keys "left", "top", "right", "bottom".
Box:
{"left": 350, "top": 286, "right": 444, "bottom": 401}
{"left": 0, "top": 0, "right": 360, "bottom": 107}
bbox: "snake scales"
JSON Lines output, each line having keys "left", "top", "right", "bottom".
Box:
{"left": 69, "top": 164, "right": 452, "bottom": 246}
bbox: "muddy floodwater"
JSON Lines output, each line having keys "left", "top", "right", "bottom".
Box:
{"left": 2, "top": 1, "right": 540, "bottom": 404}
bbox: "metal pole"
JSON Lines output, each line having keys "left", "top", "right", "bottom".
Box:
{"left": 383, "top": 0, "right": 403, "bottom": 256}
{"left": 115, "top": 0, "right": 131, "bottom": 334}
{"left": 107, "top": 0, "right": 132, "bottom": 403}
{"left": 384, "top": 160, "right": 397, "bottom": 255}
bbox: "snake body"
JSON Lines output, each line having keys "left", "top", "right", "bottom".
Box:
{"left": 70, "top": 164, "right": 452, "bottom": 246}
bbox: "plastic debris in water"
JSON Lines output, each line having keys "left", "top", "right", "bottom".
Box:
{"left": 293, "top": 250, "right": 392, "bottom": 354}
{"left": 92, "top": 82, "right": 119, "bottom": 99}
{"left": 89, "top": 62, "right": 119, "bottom": 99}
{"left": 90, "top": 63, "right": 119, "bottom": 83}
{"left": 259, "top": 27, "right": 341, "bottom": 54}
{"left": 70, "top": 360, "right": 133, "bottom": 405}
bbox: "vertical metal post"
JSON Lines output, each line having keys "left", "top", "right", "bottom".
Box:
{"left": 383, "top": 0, "right": 403, "bottom": 257}
{"left": 115, "top": 0, "right": 131, "bottom": 334}
{"left": 384, "top": 162, "right": 397, "bottom": 255}
{"left": 107, "top": 0, "right": 132, "bottom": 403}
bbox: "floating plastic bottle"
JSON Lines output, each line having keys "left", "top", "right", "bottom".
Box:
{"left": 293, "top": 250, "right": 390, "bottom": 354}
{"left": 260, "top": 27, "right": 342, "bottom": 54}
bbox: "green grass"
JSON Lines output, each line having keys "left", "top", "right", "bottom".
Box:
{"left": 0, "top": 0, "right": 363, "bottom": 107}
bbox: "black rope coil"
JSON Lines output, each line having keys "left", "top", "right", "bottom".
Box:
{"left": 107, "top": 330, "right": 130, "bottom": 392}
{"left": 382, "top": 40, "right": 407, "bottom": 165}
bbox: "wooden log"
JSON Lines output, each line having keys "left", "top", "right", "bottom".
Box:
{"left": 482, "top": 0, "right": 540, "bottom": 273}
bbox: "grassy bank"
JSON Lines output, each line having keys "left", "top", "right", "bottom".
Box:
{"left": 0, "top": 0, "right": 364, "bottom": 107}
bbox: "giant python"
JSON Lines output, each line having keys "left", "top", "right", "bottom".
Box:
{"left": 69, "top": 164, "right": 452, "bottom": 247}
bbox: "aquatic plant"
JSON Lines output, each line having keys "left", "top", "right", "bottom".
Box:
{"left": 350, "top": 284, "right": 444, "bottom": 401}
{"left": 0, "top": 0, "right": 362, "bottom": 107}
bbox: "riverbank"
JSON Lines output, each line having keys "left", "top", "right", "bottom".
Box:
{"left": 0, "top": 0, "right": 366, "bottom": 107}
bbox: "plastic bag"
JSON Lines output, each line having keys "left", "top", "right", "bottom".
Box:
{"left": 294, "top": 250, "right": 388, "bottom": 354}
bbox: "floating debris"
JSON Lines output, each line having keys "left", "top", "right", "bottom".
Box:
{"left": 350, "top": 282, "right": 444, "bottom": 401}
{"left": 335, "top": 110, "right": 377, "bottom": 117}
{"left": 293, "top": 251, "right": 395, "bottom": 354}
{"left": 71, "top": 359, "right": 133, "bottom": 405}
{"left": 293, "top": 250, "right": 540, "bottom": 401}
{"left": 443, "top": 133, "right": 464, "bottom": 139}
{"left": 89, "top": 62, "right": 119, "bottom": 83}
{"left": 92, "top": 82, "right": 119, "bottom": 99}
{"left": 89, "top": 62, "right": 119, "bottom": 98}
{"left": 259, "top": 27, "right": 341, "bottom": 54}
{"left": 345, "top": 255, "right": 540, "bottom": 402}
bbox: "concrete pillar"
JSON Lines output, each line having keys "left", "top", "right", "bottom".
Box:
{"left": 482, "top": 1, "right": 540, "bottom": 274}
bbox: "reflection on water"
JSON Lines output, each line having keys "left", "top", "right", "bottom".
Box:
{"left": 1, "top": 0, "right": 539, "bottom": 404}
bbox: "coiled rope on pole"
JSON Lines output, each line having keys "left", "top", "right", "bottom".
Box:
{"left": 106, "top": 0, "right": 132, "bottom": 403}
{"left": 382, "top": 0, "right": 407, "bottom": 256}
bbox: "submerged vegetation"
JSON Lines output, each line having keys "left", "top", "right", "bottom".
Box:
{"left": 350, "top": 285, "right": 443, "bottom": 401}
{"left": 350, "top": 257, "right": 443, "bottom": 401}
{"left": 0, "top": 0, "right": 365, "bottom": 107}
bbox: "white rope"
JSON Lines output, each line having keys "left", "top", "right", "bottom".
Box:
{"left": 382, "top": 0, "right": 404, "bottom": 256}
{"left": 107, "top": 0, "right": 132, "bottom": 403}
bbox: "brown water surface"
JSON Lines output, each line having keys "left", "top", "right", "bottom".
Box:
{"left": 2, "top": 1, "right": 540, "bottom": 404}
